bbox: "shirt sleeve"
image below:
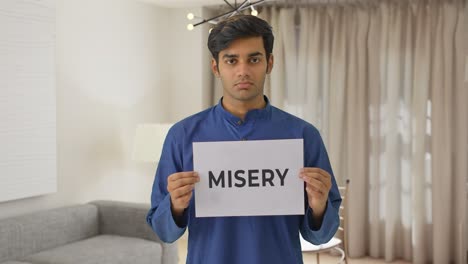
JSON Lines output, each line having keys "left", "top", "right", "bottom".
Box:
{"left": 146, "top": 125, "right": 188, "bottom": 243}
{"left": 300, "top": 127, "right": 341, "bottom": 244}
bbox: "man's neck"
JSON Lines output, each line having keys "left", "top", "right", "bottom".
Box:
{"left": 222, "top": 96, "right": 266, "bottom": 121}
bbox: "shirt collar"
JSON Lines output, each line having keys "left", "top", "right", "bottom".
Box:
{"left": 215, "top": 95, "right": 272, "bottom": 124}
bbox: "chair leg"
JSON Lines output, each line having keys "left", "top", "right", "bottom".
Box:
{"left": 316, "top": 252, "right": 320, "bottom": 264}
{"left": 333, "top": 247, "right": 346, "bottom": 264}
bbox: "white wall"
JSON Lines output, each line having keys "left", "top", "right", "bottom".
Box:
{"left": 0, "top": 0, "right": 213, "bottom": 220}
{"left": 0, "top": 0, "right": 172, "bottom": 219}
{"left": 167, "top": 7, "right": 214, "bottom": 122}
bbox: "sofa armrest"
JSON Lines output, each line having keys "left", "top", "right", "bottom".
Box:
{"left": 89, "top": 200, "right": 178, "bottom": 264}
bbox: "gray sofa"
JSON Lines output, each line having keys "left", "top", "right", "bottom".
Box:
{"left": 0, "top": 200, "right": 178, "bottom": 264}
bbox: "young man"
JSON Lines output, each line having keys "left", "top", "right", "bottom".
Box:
{"left": 147, "top": 15, "right": 341, "bottom": 264}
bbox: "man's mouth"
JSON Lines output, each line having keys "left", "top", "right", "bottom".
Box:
{"left": 236, "top": 82, "right": 253, "bottom": 89}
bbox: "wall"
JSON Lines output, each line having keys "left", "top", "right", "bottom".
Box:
{"left": 0, "top": 0, "right": 172, "bottom": 219}
{"left": 167, "top": 7, "right": 214, "bottom": 122}
{"left": 463, "top": 3, "right": 468, "bottom": 263}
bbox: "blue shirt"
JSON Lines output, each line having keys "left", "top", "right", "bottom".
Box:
{"left": 147, "top": 97, "right": 341, "bottom": 264}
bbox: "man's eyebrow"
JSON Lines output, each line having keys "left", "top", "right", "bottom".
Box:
{"left": 222, "top": 52, "right": 264, "bottom": 59}
{"left": 222, "top": 54, "right": 239, "bottom": 59}
{"left": 248, "top": 52, "right": 264, "bottom": 57}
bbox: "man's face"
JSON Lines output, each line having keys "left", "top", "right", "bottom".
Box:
{"left": 211, "top": 36, "right": 273, "bottom": 104}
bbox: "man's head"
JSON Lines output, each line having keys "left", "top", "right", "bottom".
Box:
{"left": 207, "top": 15, "right": 275, "bottom": 107}
{"left": 208, "top": 15, "right": 274, "bottom": 65}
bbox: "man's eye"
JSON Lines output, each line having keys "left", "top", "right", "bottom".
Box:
{"left": 250, "top": 58, "right": 260, "bottom": 63}
{"left": 226, "top": 59, "right": 237, "bottom": 64}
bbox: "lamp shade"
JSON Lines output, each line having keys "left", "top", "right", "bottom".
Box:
{"left": 132, "top": 123, "right": 173, "bottom": 162}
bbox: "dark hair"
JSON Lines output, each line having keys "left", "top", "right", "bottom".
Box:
{"left": 207, "top": 14, "right": 274, "bottom": 64}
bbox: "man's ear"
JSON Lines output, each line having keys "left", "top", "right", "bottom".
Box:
{"left": 266, "top": 54, "right": 274, "bottom": 74}
{"left": 211, "top": 58, "right": 219, "bottom": 77}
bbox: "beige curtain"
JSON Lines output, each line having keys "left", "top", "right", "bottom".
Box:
{"left": 249, "top": 1, "right": 467, "bottom": 263}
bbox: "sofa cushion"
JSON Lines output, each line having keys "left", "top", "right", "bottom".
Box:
{"left": 0, "top": 204, "right": 99, "bottom": 262}
{"left": 90, "top": 200, "right": 161, "bottom": 242}
{"left": 20, "top": 235, "right": 163, "bottom": 264}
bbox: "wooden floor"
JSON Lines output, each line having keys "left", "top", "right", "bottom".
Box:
{"left": 302, "top": 252, "right": 411, "bottom": 264}
{"left": 177, "top": 236, "right": 412, "bottom": 264}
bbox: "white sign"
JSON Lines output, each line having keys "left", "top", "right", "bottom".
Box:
{"left": 193, "top": 139, "right": 304, "bottom": 217}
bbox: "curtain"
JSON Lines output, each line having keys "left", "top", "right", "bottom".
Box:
{"left": 209, "top": 0, "right": 466, "bottom": 263}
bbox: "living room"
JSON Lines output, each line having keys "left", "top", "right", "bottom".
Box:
{"left": 1, "top": 0, "right": 467, "bottom": 263}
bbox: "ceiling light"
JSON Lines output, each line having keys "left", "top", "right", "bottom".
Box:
{"left": 250, "top": 5, "right": 258, "bottom": 16}
{"left": 186, "top": 0, "right": 265, "bottom": 31}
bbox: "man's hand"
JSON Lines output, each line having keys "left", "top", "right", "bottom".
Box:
{"left": 299, "top": 168, "right": 332, "bottom": 220}
{"left": 167, "top": 171, "right": 200, "bottom": 218}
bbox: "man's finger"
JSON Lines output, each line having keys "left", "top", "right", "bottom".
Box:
{"left": 168, "top": 171, "right": 199, "bottom": 182}
{"left": 301, "top": 168, "right": 330, "bottom": 180}
{"left": 300, "top": 169, "right": 331, "bottom": 186}
{"left": 306, "top": 185, "right": 323, "bottom": 196}
{"left": 168, "top": 177, "right": 200, "bottom": 191}
{"left": 300, "top": 172, "right": 330, "bottom": 187}
{"left": 302, "top": 177, "right": 326, "bottom": 191}
{"left": 301, "top": 167, "right": 328, "bottom": 174}
{"left": 171, "top": 184, "right": 194, "bottom": 199}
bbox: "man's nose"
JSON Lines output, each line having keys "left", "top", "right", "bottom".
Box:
{"left": 236, "top": 61, "right": 251, "bottom": 78}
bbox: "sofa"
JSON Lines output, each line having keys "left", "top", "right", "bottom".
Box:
{"left": 0, "top": 200, "right": 178, "bottom": 264}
